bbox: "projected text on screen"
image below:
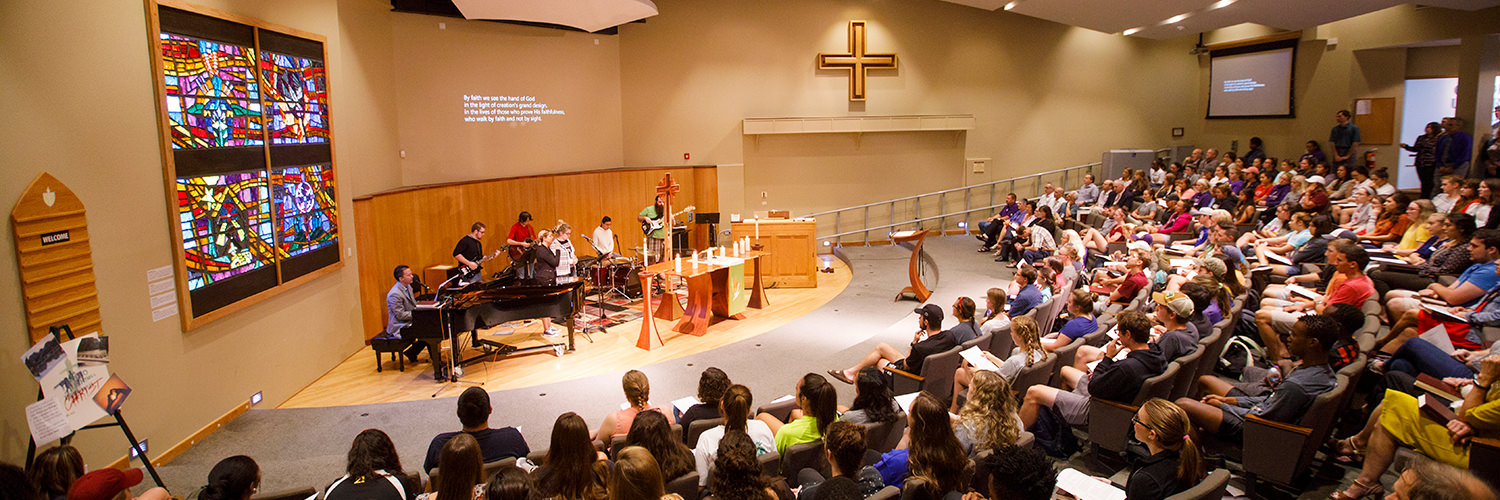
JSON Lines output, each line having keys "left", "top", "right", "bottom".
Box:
{"left": 463, "top": 94, "right": 568, "bottom": 123}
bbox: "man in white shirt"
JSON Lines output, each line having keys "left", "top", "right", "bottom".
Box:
{"left": 1075, "top": 175, "right": 1100, "bottom": 205}
{"left": 591, "top": 216, "right": 617, "bottom": 258}
{"left": 1037, "top": 183, "right": 1063, "bottom": 214}
{"left": 1432, "top": 175, "right": 1461, "bottom": 213}
{"left": 1149, "top": 163, "right": 1166, "bottom": 186}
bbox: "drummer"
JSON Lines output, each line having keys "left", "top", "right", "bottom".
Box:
{"left": 591, "top": 216, "right": 618, "bottom": 259}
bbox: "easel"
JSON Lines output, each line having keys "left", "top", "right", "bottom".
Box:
{"left": 24, "top": 325, "right": 164, "bottom": 488}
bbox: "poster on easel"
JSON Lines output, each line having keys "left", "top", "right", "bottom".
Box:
{"left": 21, "top": 333, "right": 130, "bottom": 445}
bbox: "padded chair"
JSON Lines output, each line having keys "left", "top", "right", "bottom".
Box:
{"left": 370, "top": 335, "right": 410, "bottom": 372}
{"left": 1471, "top": 438, "right": 1500, "bottom": 487}
{"left": 885, "top": 345, "right": 963, "bottom": 404}
{"left": 665, "top": 472, "right": 701, "bottom": 500}
{"left": 758, "top": 449, "right": 781, "bottom": 476}
{"left": 867, "top": 486, "right": 901, "bottom": 500}
{"left": 1080, "top": 322, "right": 1114, "bottom": 348}
{"left": 861, "top": 417, "right": 907, "bottom": 454}
{"left": 686, "top": 417, "right": 726, "bottom": 448}
{"left": 780, "top": 440, "right": 827, "bottom": 486}
{"left": 756, "top": 398, "right": 801, "bottom": 423}
{"left": 1009, "top": 354, "right": 1056, "bottom": 399}
{"left": 1237, "top": 374, "right": 1352, "bottom": 494}
{"left": 988, "top": 325, "right": 1015, "bottom": 358}
{"left": 1167, "top": 345, "right": 1207, "bottom": 400}
{"left": 1087, "top": 361, "right": 1182, "bottom": 454}
{"left": 1192, "top": 329, "right": 1232, "bottom": 384}
{"left": 1048, "top": 336, "right": 1086, "bottom": 386}
{"left": 526, "top": 449, "right": 548, "bottom": 464}
{"left": 250, "top": 487, "right": 315, "bottom": 500}
{"left": 963, "top": 332, "right": 992, "bottom": 352}
{"left": 1164, "top": 469, "right": 1231, "bottom": 500}
{"left": 608, "top": 423, "right": 684, "bottom": 459}
{"left": 429, "top": 457, "right": 519, "bottom": 488}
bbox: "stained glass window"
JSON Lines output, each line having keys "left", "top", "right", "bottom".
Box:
{"left": 177, "top": 171, "right": 274, "bottom": 290}
{"left": 160, "top": 33, "right": 264, "bottom": 149}
{"left": 272, "top": 164, "right": 337, "bottom": 257}
{"left": 261, "top": 52, "right": 329, "bottom": 145}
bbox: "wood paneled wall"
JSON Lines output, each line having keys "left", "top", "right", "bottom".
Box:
{"left": 353, "top": 166, "right": 719, "bottom": 338}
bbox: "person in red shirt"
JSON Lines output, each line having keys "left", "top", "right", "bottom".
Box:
{"left": 1253, "top": 239, "right": 1371, "bottom": 362}
{"left": 507, "top": 211, "right": 537, "bottom": 277}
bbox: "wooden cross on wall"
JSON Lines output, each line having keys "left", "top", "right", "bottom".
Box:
{"left": 817, "top": 20, "right": 898, "bottom": 101}
{"left": 656, "top": 173, "right": 681, "bottom": 258}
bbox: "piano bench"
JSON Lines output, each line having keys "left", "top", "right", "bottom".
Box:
{"left": 370, "top": 336, "right": 410, "bottom": 372}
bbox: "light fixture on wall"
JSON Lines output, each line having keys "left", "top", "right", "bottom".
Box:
{"left": 1123, "top": 27, "right": 1142, "bottom": 36}
{"left": 1002, "top": 1, "right": 1018, "bottom": 10}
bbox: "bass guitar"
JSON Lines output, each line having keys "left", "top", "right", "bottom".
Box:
{"left": 641, "top": 205, "right": 696, "bottom": 235}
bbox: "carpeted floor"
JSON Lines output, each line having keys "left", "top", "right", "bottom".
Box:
{"left": 137, "top": 234, "right": 1370, "bottom": 500}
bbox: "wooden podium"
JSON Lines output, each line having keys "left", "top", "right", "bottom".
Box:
{"left": 730, "top": 219, "right": 816, "bottom": 288}
{"left": 891, "top": 230, "right": 931, "bottom": 302}
{"left": 643, "top": 251, "right": 768, "bottom": 341}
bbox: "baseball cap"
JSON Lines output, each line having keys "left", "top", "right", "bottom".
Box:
{"left": 1245, "top": 166, "right": 1260, "bottom": 175}
{"left": 1197, "top": 257, "right": 1227, "bottom": 277}
{"left": 1152, "top": 291, "right": 1195, "bottom": 318}
{"left": 914, "top": 304, "right": 944, "bottom": 328}
{"left": 1127, "top": 240, "right": 1151, "bottom": 252}
{"left": 1189, "top": 208, "right": 1214, "bottom": 216}
{"left": 1307, "top": 175, "right": 1325, "bottom": 184}
{"left": 70, "top": 468, "right": 144, "bottom": 500}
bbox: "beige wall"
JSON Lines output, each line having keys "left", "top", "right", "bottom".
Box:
{"left": 617, "top": 0, "right": 1202, "bottom": 216}
{"left": 0, "top": 0, "right": 398, "bottom": 465}
{"left": 390, "top": 13, "right": 625, "bottom": 185}
{"left": 1407, "top": 45, "right": 1461, "bottom": 78}
{"left": 1189, "top": 5, "right": 1500, "bottom": 176}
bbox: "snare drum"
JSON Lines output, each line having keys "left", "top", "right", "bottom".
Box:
{"left": 587, "top": 263, "right": 614, "bottom": 286}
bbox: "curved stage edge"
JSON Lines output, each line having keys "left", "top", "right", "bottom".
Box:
{"left": 279, "top": 261, "right": 852, "bottom": 408}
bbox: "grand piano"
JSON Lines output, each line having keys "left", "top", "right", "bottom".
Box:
{"left": 408, "top": 270, "right": 583, "bottom": 382}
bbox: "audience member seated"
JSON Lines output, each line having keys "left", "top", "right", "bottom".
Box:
{"left": 327, "top": 429, "right": 420, "bottom": 500}
{"left": 953, "top": 371, "right": 1024, "bottom": 456}
{"left": 1134, "top": 189, "right": 1161, "bottom": 222}
{"left": 1338, "top": 187, "right": 1377, "bottom": 234}
{"left": 66, "top": 467, "right": 171, "bottom": 500}
{"left": 1362, "top": 193, "right": 1413, "bottom": 245}
{"left": 1377, "top": 281, "right": 1500, "bottom": 382}
{"left": 757, "top": 373, "right": 838, "bottom": 454}
{"left": 1250, "top": 212, "right": 1312, "bottom": 260}
{"left": 1369, "top": 213, "right": 1475, "bottom": 299}
{"left": 1082, "top": 207, "right": 1131, "bottom": 253}
{"left": 694, "top": 384, "right": 776, "bottom": 485}
{"left": 426, "top": 387, "right": 529, "bottom": 474}
{"left": 1175, "top": 315, "right": 1338, "bottom": 446}
{"left": 1368, "top": 167, "right": 1397, "bottom": 196}
{"left": 1330, "top": 355, "right": 1500, "bottom": 500}
{"left": 1477, "top": 178, "right": 1500, "bottom": 228}
{"left": 594, "top": 370, "right": 675, "bottom": 441}
{"left": 679, "top": 367, "right": 730, "bottom": 441}
{"left": 1041, "top": 290, "right": 1097, "bottom": 351}
{"left": 626, "top": 411, "right": 695, "bottom": 480}
{"left": 972, "top": 444, "right": 1056, "bottom": 500}
{"left": 710, "top": 432, "right": 789, "bottom": 500}
{"left": 871, "top": 392, "right": 970, "bottom": 492}
{"left": 421, "top": 436, "right": 484, "bottom": 500}
{"left": 485, "top": 467, "right": 536, "bottom": 500}
{"left": 1007, "top": 267, "right": 1044, "bottom": 317}
{"left": 1123, "top": 399, "right": 1205, "bottom": 500}
{"left": 946, "top": 297, "right": 979, "bottom": 344}
{"left": 1037, "top": 183, "right": 1063, "bottom": 216}
{"left": 1076, "top": 174, "right": 1100, "bottom": 206}
{"left": 977, "top": 288, "right": 1011, "bottom": 335}
{"left": 1005, "top": 206, "right": 1058, "bottom": 264}
{"left": 1254, "top": 240, "right": 1371, "bottom": 362}
{"left": 1378, "top": 230, "right": 1500, "bottom": 354}
{"left": 534, "top": 412, "right": 609, "bottom": 500}
{"left": 1180, "top": 277, "right": 1226, "bottom": 335}
{"left": 1433, "top": 175, "right": 1463, "bottom": 213}
{"left": 1137, "top": 199, "right": 1195, "bottom": 245}
{"left": 27, "top": 445, "right": 82, "bottom": 500}
{"left": 954, "top": 316, "right": 1051, "bottom": 406}
{"left": 197, "top": 456, "right": 260, "bottom": 500}
{"left": 991, "top": 200, "right": 1038, "bottom": 258}
{"left": 830, "top": 305, "right": 954, "bottom": 385}
{"left": 796, "top": 422, "right": 885, "bottom": 500}
{"left": 1021, "top": 310, "right": 1166, "bottom": 429}
{"left": 1091, "top": 248, "right": 1149, "bottom": 311}
{"left": 1149, "top": 291, "right": 1200, "bottom": 361}
{"left": 840, "top": 368, "right": 902, "bottom": 425}
{"left": 610, "top": 447, "right": 681, "bottom": 500}
{"left": 976, "top": 193, "right": 1021, "bottom": 251}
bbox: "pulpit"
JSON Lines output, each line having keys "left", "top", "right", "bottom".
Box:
{"left": 891, "top": 230, "right": 931, "bottom": 302}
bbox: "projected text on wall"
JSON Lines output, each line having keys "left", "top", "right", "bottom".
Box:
{"left": 462, "top": 94, "right": 568, "bottom": 123}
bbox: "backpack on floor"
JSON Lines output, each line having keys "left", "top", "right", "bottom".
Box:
{"left": 1029, "top": 406, "right": 1080, "bottom": 458}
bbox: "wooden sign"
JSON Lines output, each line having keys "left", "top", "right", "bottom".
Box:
{"left": 11, "top": 173, "right": 104, "bottom": 342}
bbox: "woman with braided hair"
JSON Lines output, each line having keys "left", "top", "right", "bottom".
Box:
{"left": 693, "top": 385, "right": 775, "bottom": 486}
{"left": 950, "top": 316, "right": 1051, "bottom": 411}
{"left": 593, "top": 370, "right": 674, "bottom": 440}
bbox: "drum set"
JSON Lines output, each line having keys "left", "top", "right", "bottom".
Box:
{"left": 582, "top": 252, "right": 642, "bottom": 301}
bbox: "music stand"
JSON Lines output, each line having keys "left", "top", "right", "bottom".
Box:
{"left": 430, "top": 274, "right": 485, "bottom": 398}
{"left": 695, "top": 212, "right": 721, "bottom": 247}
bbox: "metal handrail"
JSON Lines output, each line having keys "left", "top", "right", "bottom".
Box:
{"left": 803, "top": 162, "right": 1102, "bottom": 218}
{"left": 819, "top": 201, "right": 1014, "bottom": 240}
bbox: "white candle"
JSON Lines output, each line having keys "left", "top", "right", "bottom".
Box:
{"left": 755, "top": 221, "right": 760, "bottom": 239}
{"left": 674, "top": 256, "right": 681, "bottom": 273}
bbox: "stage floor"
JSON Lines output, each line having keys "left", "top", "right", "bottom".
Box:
{"left": 279, "top": 260, "right": 852, "bottom": 408}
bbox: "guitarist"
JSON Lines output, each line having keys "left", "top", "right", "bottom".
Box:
{"left": 507, "top": 211, "right": 538, "bottom": 278}
{"left": 638, "top": 196, "right": 667, "bottom": 261}
{"left": 453, "top": 222, "right": 500, "bottom": 280}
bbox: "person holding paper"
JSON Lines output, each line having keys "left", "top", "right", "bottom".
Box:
{"left": 952, "top": 316, "right": 1051, "bottom": 406}
{"left": 677, "top": 367, "right": 729, "bottom": 442}
{"left": 1368, "top": 212, "right": 1475, "bottom": 299}
{"left": 1377, "top": 253, "right": 1500, "bottom": 359}
{"left": 1328, "top": 355, "right": 1500, "bottom": 500}
{"left": 1175, "top": 315, "right": 1339, "bottom": 446}
{"left": 1092, "top": 249, "right": 1149, "bottom": 313}
{"left": 1020, "top": 310, "right": 1166, "bottom": 429}
{"left": 1381, "top": 230, "right": 1500, "bottom": 344}
{"left": 1253, "top": 240, "right": 1372, "bottom": 363}
{"left": 1041, "top": 289, "right": 1099, "bottom": 352}
{"left": 989, "top": 199, "right": 1037, "bottom": 257}
{"left": 977, "top": 288, "right": 1011, "bottom": 335}
{"left": 1122, "top": 399, "right": 1205, "bottom": 500}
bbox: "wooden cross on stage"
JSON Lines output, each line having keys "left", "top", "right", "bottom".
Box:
{"left": 656, "top": 173, "right": 681, "bottom": 258}
{"left": 817, "top": 20, "right": 897, "bottom": 101}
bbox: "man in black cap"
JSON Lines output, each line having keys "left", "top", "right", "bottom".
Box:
{"left": 828, "top": 303, "right": 955, "bottom": 383}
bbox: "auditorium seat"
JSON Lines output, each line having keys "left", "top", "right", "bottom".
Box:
{"left": 1164, "top": 469, "right": 1230, "bottom": 500}
{"left": 686, "top": 418, "right": 726, "bottom": 448}
{"left": 1048, "top": 337, "right": 1086, "bottom": 386}
{"left": 250, "top": 486, "right": 316, "bottom": 500}
{"left": 861, "top": 417, "right": 906, "bottom": 454}
{"left": 1009, "top": 355, "right": 1056, "bottom": 401}
{"left": 1087, "top": 361, "right": 1181, "bottom": 455}
{"left": 780, "top": 440, "right": 827, "bottom": 486}
{"left": 1167, "top": 345, "right": 1207, "bottom": 401}
{"left": 885, "top": 345, "right": 962, "bottom": 403}
{"left": 665, "top": 472, "right": 701, "bottom": 500}
{"left": 987, "top": 326, "right": 1015, "bottom": 359}
{"left": 1235, "top": 374, "right": 1352, "bottom": 496}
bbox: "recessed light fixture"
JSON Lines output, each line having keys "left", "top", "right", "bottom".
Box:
{"left": 1211, "top": 0, "right": 1236, "bottom": 9}
{"left": 1003, "top": 2, "right": 1018, "bottom": 10}
{"left": 1123, "top": 27, "right": 1142, "bottom": 36}
{"left": 250, "top": 391, "right": 263, "bottom": 406}
{"left": 1165, "top": 13, "right": 1190, "bottom": 24}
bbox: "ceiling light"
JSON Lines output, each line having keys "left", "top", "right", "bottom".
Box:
{"left": 1210, "top": 0, "right": 1236, "bottom": 9}
{"left": 1123, "top": 27, "right": 1141, "bottom": 36}
{"left": 1165, "top": 13, "right": 1190, "bottom": 24}
{"left": 1003, "top": 2, "right": 1018, "bottom": 10}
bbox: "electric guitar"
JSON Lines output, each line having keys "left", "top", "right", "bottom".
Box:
{"left": 459, "top": 250, "right": 502, "bottom": 279}
{"left": 641, "top": 205, "right": 696, "bottom": 236}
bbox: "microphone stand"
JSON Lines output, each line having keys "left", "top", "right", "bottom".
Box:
{"left": 430, "top": 270, "right": 483, "bottom": 398}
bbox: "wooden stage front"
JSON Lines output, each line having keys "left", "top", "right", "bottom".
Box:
{"left": 279, "top": 260, "right": 849, "bottom": 408}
